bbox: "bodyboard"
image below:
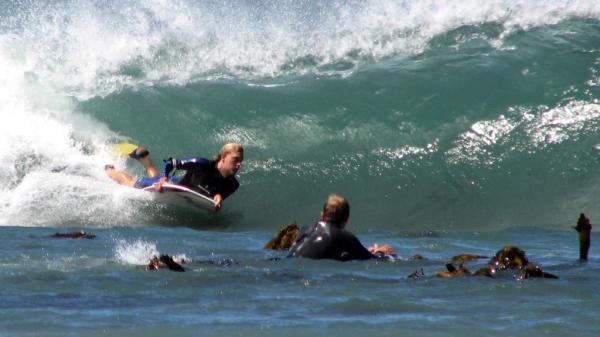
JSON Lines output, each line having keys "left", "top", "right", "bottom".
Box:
{"left": 143, "top": 183, "right": 216, "bottom": 212}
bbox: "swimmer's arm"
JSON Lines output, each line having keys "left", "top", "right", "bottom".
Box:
{"left": 177, "top": 157, "right": 210, "bottom": 170}
{"left": 160, "top": 157, "right": 209, "bottom": 178}
{"left": 344, "top": 236, "right": 379, "bottom": 261}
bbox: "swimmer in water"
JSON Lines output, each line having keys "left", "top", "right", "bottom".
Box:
{"left": 287, "top": 194, "right": 395, "bottom": 261}
{"left": 105, "top": 143, "right": 243, "bottom": 211}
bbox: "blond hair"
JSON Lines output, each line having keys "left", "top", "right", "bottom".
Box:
{"left": 321, "top": 194, "right": 350, "bottom": 226}
{"left": 215, "top": 143, "right": 244, "bottom": 161}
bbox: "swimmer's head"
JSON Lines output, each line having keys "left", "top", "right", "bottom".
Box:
{"left": 320, "top": 194, "right": 350, "bottom": 228}
{"left": 215, "top": 143, "right": 244, "bottom": 161}
{"left": 215, "top": 143, "right": 244, "bottom": 177}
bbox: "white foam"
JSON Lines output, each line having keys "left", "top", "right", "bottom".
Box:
{"left": 0, "top": 34, "right": 155, "bottom": 226}
{"left": 114, "top": 238, "right": 160, "bottom": 265}
{"left": 3, "top": 0, "right": 598, "bottom": 98}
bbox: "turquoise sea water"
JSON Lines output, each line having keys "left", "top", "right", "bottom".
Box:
{"left": 1, "top": 1, "right": 600, "bottom": 336}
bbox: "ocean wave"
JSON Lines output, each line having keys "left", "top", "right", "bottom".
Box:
{"left": 1, "top": 0, "right": 599, "bottom": 98}
{"left": 0, "top": 1, "right": 599, "bottom": 229}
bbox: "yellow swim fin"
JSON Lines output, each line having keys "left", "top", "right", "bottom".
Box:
{"left": 111, "top": 141, "right": 139, "bottom": 157}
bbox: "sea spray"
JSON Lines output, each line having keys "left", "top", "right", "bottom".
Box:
{"left": 115, "top": 238, "right": 160, "bottom": 265}
{"left": 114, "top": 238, "right": 189, "bottom": 266}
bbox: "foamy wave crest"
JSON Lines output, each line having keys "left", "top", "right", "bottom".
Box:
{"left": 0, "top": 35, "right": 155, "bottom": 226}
{"left": 2, "top": 0, "right": 598, "bottom": 98}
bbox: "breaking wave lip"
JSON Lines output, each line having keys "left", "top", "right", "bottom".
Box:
{"left": 2, "top": 0, "right": 599, "bottom": 98}
{"left": 0, "top": 41, "right": 162, "bottom": 227}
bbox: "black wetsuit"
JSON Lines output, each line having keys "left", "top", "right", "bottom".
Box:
{"left": 161, "top": 157, "right": 239, "bottom": 198}
{"left": 287, "top": 221, "right": 375, "bottom": 261}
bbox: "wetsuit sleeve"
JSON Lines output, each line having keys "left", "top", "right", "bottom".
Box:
{"left": 338, "top": 233, "right": 375, "bottom": 261}
{"left": 219, "top": 178, "right": 239, "bottom": 199}
{"left": 161, "top": 157, "right": 210, "bottom": 178}
{"left": 287, "top": 224, "right": 314, "bottom": 258}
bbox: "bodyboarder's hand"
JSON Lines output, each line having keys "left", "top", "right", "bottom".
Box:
{"left": 213, "top": 194, "right": 223, "bottom": 212}
{"left": 153, "top": 177, "right": 168, "bottom": 193}
{"left": 368, "top": 244, "right": 396, "bottom": 257}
